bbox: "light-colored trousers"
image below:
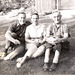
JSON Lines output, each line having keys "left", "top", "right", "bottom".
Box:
{"left": 25, "top": 43, "right": 45, "bottom": 58}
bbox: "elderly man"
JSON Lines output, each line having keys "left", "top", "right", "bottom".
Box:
{"left": 43, "top": 11, "right": 69, "bottom": 71}
{"left": 3, "top": 12, "right": 31, "bottom": 60}
{"left": 16, "top": 13, "right": 46, "bottom": 68}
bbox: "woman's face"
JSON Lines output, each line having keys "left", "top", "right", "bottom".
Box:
{"left": 31, "top": 14, "right": 39, "bottom": 25}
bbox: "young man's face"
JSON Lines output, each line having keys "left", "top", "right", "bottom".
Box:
{"left": 18, "top": 13, "right": 26, "bottom": 25}
{"left": 53, "top": 14, "right": 61, "bottom": 24}
{"left": 31, "top": 14, "right": 39, "bottom": 25}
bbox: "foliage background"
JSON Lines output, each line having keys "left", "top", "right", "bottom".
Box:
{"left": 0, "top": 0, "right": 34, "bottom": 13}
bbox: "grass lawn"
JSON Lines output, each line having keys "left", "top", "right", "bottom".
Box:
{"left": 0, "top": 14, "right": 75, "bottom": 75}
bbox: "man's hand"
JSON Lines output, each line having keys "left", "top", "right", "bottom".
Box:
{"left": 13, "top": 39, "right": 20, "bottom": 45}
{"left": 54, "top": 38, "right": 62, "bottom": 43}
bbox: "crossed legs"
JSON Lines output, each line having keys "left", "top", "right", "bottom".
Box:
{"left": 3, "top": 33, "right": 25, "bottom": 60}
{"left": 2, "top": 33, "right": 17, "bottom": 58}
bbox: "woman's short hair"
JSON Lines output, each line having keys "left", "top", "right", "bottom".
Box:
{"left": 32, "top": 13, "right": 39, "bottom": 19}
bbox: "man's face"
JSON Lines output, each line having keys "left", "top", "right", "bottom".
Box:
{"left": 53, "top": 14, "right": 61, "bottom": 24}
{"left": 18, "top": 14, "right": 26, "bottom": 25}
{"left": 31, "top": 15, "right": 39, "bottom": 25}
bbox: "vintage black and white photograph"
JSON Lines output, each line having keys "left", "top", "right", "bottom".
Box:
{"left": 0, "top": 0, "right": 75, "bottom": 75}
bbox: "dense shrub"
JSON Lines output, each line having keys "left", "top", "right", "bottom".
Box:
{"left": 0, "top": 0, "right": 35, "bottom": 13}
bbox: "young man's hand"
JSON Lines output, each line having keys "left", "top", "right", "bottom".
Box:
{"left": 14, "top": 39, "right": 20, "bottom": 45}
{"left": 54, "top": 38, "right": 62, "bottom": 44}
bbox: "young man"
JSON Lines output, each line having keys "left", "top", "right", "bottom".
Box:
{"left": 16, "top": 13, "right": 46, "bottom": 68}
{"left": 43, "top": 11, "right": 69, "bottom": 71}
{"left": 3, "top": 12, "right": 31, "bottom": 60}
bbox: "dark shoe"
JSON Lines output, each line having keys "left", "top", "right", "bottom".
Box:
{"left": 49, "top": 63, "right": 58, "bottom": 72}
{"left": 43, "top": 63, "right": 49, "bottom": 71}
{"left": 26, "top": 56, "right": 30, "bottom": 61}
{"left": 2, "top": 48, "right": 8, "bottom": 58}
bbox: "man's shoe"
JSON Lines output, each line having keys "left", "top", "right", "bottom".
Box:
{"left": 49, "top": 63, "right": 58, "bottom": 72}
{"left": 3, "top": 56, "right": 10, "bottom": 61}
{"left": 43, "top": 63, "right": 49, "bottom": 71}
{"left": 25, "top": 56, "right": 30, "bottom": 61}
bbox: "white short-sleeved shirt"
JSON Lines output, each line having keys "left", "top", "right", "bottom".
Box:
{"left": 25, "top": 24, "right": 45, "bottom": 40}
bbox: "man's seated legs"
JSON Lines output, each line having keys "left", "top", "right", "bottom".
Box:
{"left": 4, "top": 44, "right": 25, "bottom": 60}
{"left": 43, "top": 43, "right": 61, "bottom": 71}
{"left": 49, "top": 43, "right": 61, "bottom": 71}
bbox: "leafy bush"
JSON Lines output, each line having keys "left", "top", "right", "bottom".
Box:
{"left": 0, "top": 0, "right": 35, "bottom": 13}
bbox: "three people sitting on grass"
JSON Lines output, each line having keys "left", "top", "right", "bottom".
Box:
{"left": 3, "top": 11, "right": 69, "bottom": 72}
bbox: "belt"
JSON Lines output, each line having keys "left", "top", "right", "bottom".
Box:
{"left": 30, "top": 37, "right": 41, "bottom": 39}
